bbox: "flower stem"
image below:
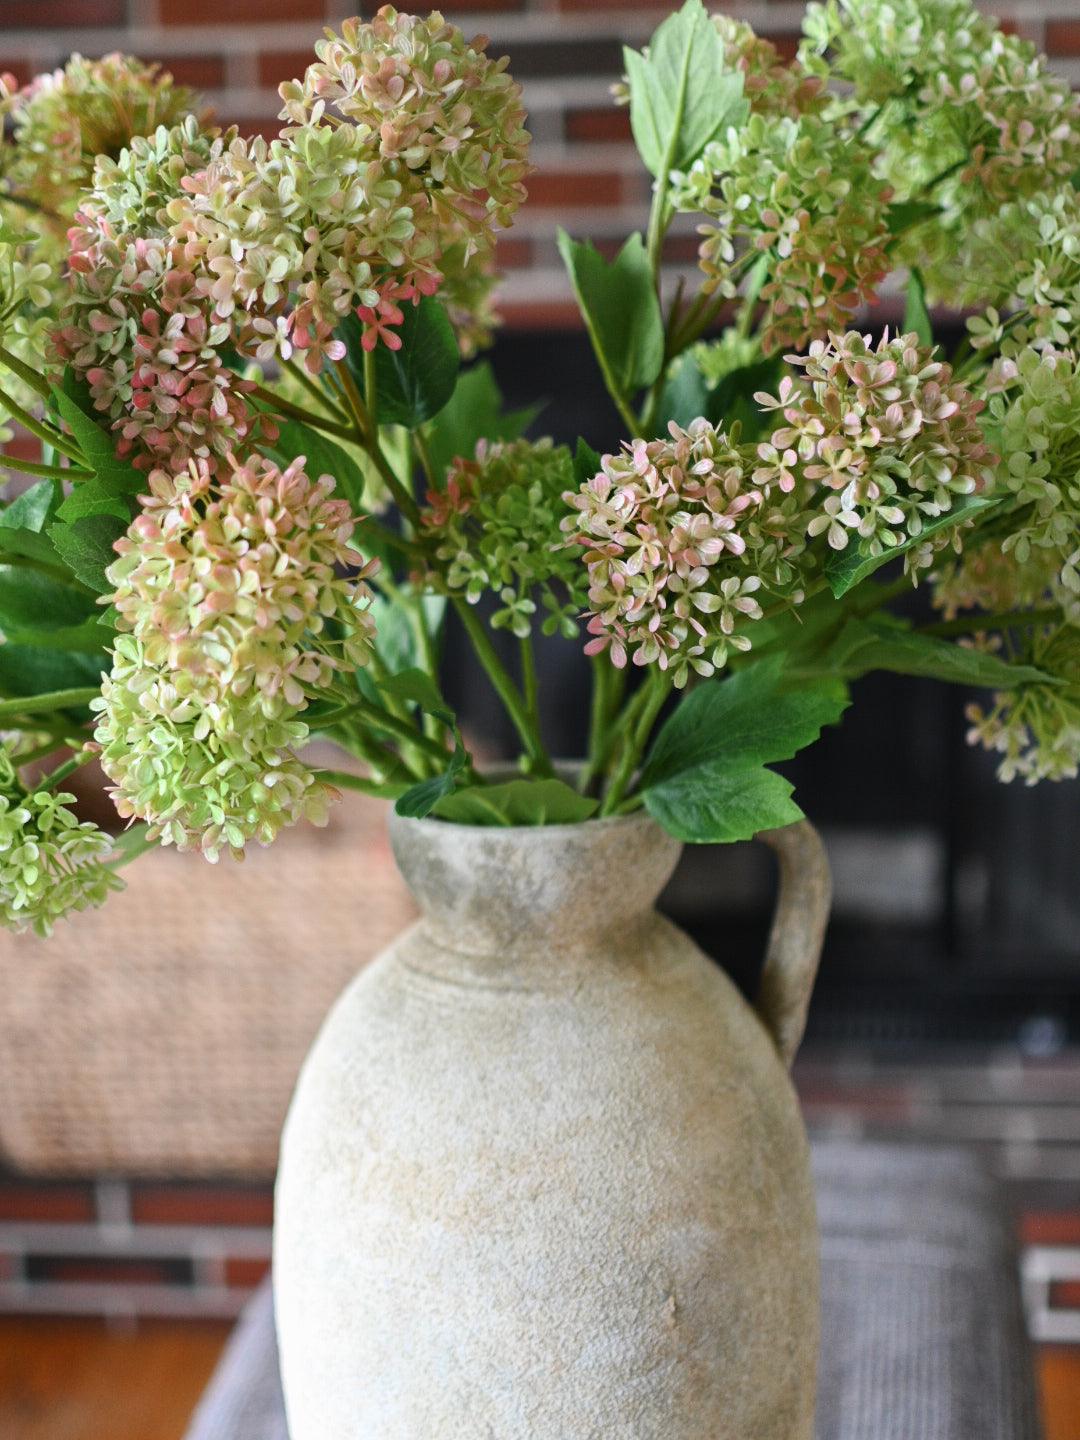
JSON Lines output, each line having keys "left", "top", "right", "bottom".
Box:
{"left": 0, "top": 385, "right": 87, "bottom": 465}
{"left": 250, "top": 383, "right": 358, "bottom": 443}
{"left": 32, "top": 748, "right": 95, "bottom": 792}
{"left": 599, "top": 670, "right": 670, "bottom": 817}
{"left": 1, "top": 454, "right": 92, "bottom": 481}
{"left": 282, "top": 358, "right": 350, "bottom": 424}
{"left": 0, "top": 342, "right": 53, "bottom": 402}
{"left": 319, "top": 767, "right": 406, "bottom": 798}
{"left": 107, "top": 824, "right": 156, "bottom": 870}
{"left": 0, "top": 686, "right": 101, "bottom": 721}
{"left": 452, "top": 598, "right": 554, "bottom": 775}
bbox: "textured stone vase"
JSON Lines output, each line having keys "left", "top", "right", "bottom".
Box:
{"left": 274, "top": 808, "right": 831, "bottom": 1439}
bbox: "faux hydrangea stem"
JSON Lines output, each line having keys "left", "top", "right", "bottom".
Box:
{"left": 0, "top": 341, "right": 53, "bottom": 402}
{"left": 0, "top": 386, "right": 87, "bottom": 466}
{"left": 599, "top": 671, "right": 671, "bottom": 818}
{"left": 249, "top": 383, "right": 357, "bottom": 444}
{"left": 452, "top": 598, "right": 554, "bottom": 776}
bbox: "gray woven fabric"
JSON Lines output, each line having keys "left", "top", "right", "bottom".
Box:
{"left": 184, "top": 1142, "right": 1040, "bottom": 1440}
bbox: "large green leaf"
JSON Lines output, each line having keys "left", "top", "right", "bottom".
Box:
{"left": 0, "top": 645, "right": 105, "bottom": 704}
{"left": 47, "top": 513, "right": 126, "bottom": 594}
{"left": 265, "top": 415, "right": 368, "bottom": 512}
{"left": 367, "top": 586, "right": 446, "bottom": 675}
{"left": 623, "top": 0, "right": 748, "bottom": 178}
{"left": 433, "top": 777, "right": 599, "bottom": 826}
{"left": 343, "top": 297, "right": 459, "bottom": 429}
{"left": 658, "top": 348, "right": 783, "bottom": 439}
{"left": 0, "top": 480, "right": 61, "bottom": 565}
{"left": 824, "top": 493, "right": 1001, "bottom": 598}
{"left": 823, "top": 617, "right": 1055, "bottom": 689}
{"left": 51, "top": 387, "right": 145, "bottom": 522}
{"left": 557, "top": 231, "right": 665, "bottom": 396}
{"left": 0, "top": 565, "right": 109, "bottom": 651}
{"left": 423, "top": 363, "right": 539, "bottom": 483}
{"left": 640, "top": 659, "right": 849, "bottom": 844}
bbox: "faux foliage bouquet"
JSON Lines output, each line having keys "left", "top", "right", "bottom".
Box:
{"left": 0, "top": 0, "right": 1078, "bottom": 936}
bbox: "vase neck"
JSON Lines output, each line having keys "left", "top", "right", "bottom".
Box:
{"left": 388, "top": 810, "right": 682, "bottom": 967}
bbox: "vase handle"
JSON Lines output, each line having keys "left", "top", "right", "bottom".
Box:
{"left": 753, "top": 819, "right": 831, "bottom": 1070}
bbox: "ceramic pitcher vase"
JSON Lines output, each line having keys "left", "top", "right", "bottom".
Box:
{"left": 274, "top": 807, "right": 831, "bottom": 1439}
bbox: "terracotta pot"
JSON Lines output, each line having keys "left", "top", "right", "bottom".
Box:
{"left": 274, "top": 808, "right": 831, "bottom": 1438}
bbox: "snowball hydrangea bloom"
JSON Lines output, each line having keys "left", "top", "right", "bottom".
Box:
{"left": 563, "top": 419, "right": 804, "bottom": 685}
{"left": 753, "top": 330, "right": 996, "bottom": 571}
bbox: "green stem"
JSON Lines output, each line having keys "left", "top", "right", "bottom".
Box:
{"left": 0, "top": 386, "right": 87, "bottom": 465}
{"left": 1, "top": 454, "right": 92, "bottom": 481}
{"left": 363, "top": 346, "right": 379, "bottom": 432}
{"left": 108, "top": 824, "right": 156, "bottom": 870}
{"left": 31, "top": 748, "right": 95, "bottom": 792}
{"left": 250, "top": 383, "right": 359, "bottom": 443}
{"left": 519, "top": 632, "right": 540, "bottom": 735}
{"left": 0, "top": 686, "right": 100, "bottom": 721}
{"left": 600, "top": 671, "right": 670, "bottom": 818}
{"left": 344, "top": 694, "right": 450, "bottom": 764}
{"left": 579, "top": 654, "right": 614, "bottom": 796}
{"left": 335, "top": 360, "right": 421, "bottom": 525}
{"left": 319, "top": 767, "right": 406, "bottom": 798}
{"left": 452, "top": 598, "right": 553, "bottom": 775}
{"left": 282, "top": 358, "right": 350, "bottom": 423}
{"left": 919, "top": 606, "right": 1063, "bottom": 638}
{"left": 0, "top": 342, "right": 53, "bottom": 402}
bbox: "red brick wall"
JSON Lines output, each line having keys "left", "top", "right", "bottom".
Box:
{"left": 3, "top": 1, "right": 1077, "bottom": 328}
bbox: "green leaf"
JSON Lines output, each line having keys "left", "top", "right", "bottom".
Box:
{"left": 0, "top": 480, "right": 61, "bottom": 565}
{"left": 423, "top": 362, "right": 539, "bottom": 483}
{"left": 0, "top": 645, "right": 105, "bottom": 704}
{"left": 433, "top": 777, "right": 599, "bottom": 826}
{"left": 0, "top": 222, "right": 33, "bottom": 245}
{"left": 556, "top": 231, "right": 665, "bottom": 395}
{"left": 377, "top": 666, "right": 455, "bottom": 725}
{"left": 657, "top": 347, "right": 782, "bottom": 440}
{"left": 46, "top": 514, "right": 126, "bottom": 594}
{"left": 395, "top": 756, "right": 465, "bottom": 820}
{"left": 0, "top": 565, "right": 108, "bottom": 651}
{"left": 573, "top": 437, "right": 602, "bottom": 487}
{"left": 886, "top": 200, "right": 942, "bottom": 237}
{"left": 824, "top": 492, "right": 1001, "bottom": 598}
{"left": 264, "top": 416, "right": 368, "bottom": 512}
{"left": 348, "top": 296, "right": 459, "bottom": 429}
{"left": 623, "top": 0, "right": 748, "bottom": 178}
{"left": 50, "top": 386, "right": 145, "bottom": 522}
{"left": 903, "top": 268, "right": 932, "bottom": 346}
{"left": 657, "top": 352, "right": 710, "bottom": 430}
{"left": 367, "top": 586, "right": 446, "bottom": 675}
{"left": 640, "top": 659, "right": 849, "bottom": 844}
{"left": 823, "top": 617, "right": 1055, "bottom": 689}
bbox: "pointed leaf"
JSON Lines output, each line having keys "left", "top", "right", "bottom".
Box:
{"left": 47, "top": 514, "right": 126, "bottom": 594}
{"left": 423, "top": 362, "right": 539, "bottom": 482}
{"left": 824, "top": 493, "right": 1001, "bottom": 598}
{"left": 824, "top": 617, "right": 1056, "bottom": 689}
{"left": 557, "top": 230, "right": 664, "bottom": 394}
{"left": 344, "top": 296, "right": 459, "bottom": 429}
{"left": 0, "top": 480, "right": 61, "bottom": 565}
{"left": 640, "top": 659, "right": 849, "bottom": 844}
{"left": 903, "top": 268, "right": 932, "bottom": 347}
{"left": 623, "top": 0, "right": 748, "bottom": 177}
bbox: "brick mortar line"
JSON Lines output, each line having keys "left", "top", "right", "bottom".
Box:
{"left": 0, "top": 1222, "right": 272, "bottom": 1256}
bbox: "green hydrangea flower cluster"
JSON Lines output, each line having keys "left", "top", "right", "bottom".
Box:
{"left": 671, "top": 113, "right": 892, "bottom": 354}
{"left": 0, "top": 748, "right": 122, "bottom": 937}
{"left": 966, "top": 626, "right": 1080, "bottom": 784}
{"left": 754, "top": 330, "right": 995, "bottom": 570}
{"left": 421, "top": 439, "right": 583, "bottom": 638}
{"left": 563, "top": 419, "right": 804, "bottom": 686}
{"left": 93, "top": 454, "right": 378, "bottom": 861}
{"left": 0, "top": 54, "right": 200, "bottom": 220}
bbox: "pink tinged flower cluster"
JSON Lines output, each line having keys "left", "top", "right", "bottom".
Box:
{"left": 753, "top": 330, "right": 996, "bottom": 569}
{"left": 94, "top": 455, "right": 378, "bottom": 861}
{"left": 107, "top": 454, "right": 378, "bottom": 716}
{"left": 275, "top": 6, "right": 530, "bottom": 353}
{"left": 563, "top": 420, "right": 793, "bottom": 687}
{"left": 670, "top": 113, "right": 893, "bottom": 355}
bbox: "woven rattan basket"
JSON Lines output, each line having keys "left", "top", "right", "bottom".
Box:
{"left": 0, "top": 792, "right": 415, "bottom": 1177}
